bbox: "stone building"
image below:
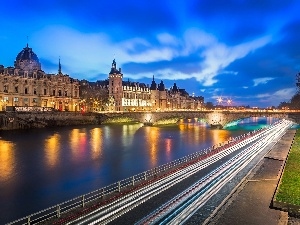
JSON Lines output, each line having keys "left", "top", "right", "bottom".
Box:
{"left": 0, "top": 44, "right": 80, "bottom": 111}
{"left": 168, "top": 83, "right": 204, "bottom": 110}
{"left": 106, "top": 59, "right": 204, "bottom": 112}
{"left": 108, "top": 59, "right": 152, "bottom": 111}
{"left": 150, "top": 76, "right": 168, "bottom": 111}
{"left": 79, "top": 79, "right": 109, "bottom": 112}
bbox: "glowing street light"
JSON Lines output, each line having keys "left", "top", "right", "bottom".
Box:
{"left": 227, "top": 99, "right": 232, "bottom": 105}
{"left": 217, "top": 97, "right": 223, "bottom": 105}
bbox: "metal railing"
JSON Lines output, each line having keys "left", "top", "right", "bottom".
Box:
{"left": 7, "top": 128, "right": 264, "bottom": 225}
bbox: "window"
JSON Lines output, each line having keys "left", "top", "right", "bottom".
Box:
{"left": 4, "top": 85, "right": 8, "bottom": 93}
{"left": 14, "top": 97, "right": 18, "bottom": 102}
{"left": 53, "top": 90, "right": 55, "bottom": 96}
{"left": 58, "top": 90, "right": 62, "bottom": 96}
{"left": 34, "top": 88, "right": 37, "bottom": 95}
{"left": 44, "top": 89, "right": 47, "bottom": 95}
{"left": 33, "top": 98, "right": 37, "bottom": 103}
{"left": 65, "top": 90, "right": 68, "bottom": 97}
{"left": 15, "top": 86, "right": 18, "bottom": 93}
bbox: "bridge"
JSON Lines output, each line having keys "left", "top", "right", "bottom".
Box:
{"left": 0, "top": 109, "right": 299, "bottom": 130}
{"left": 96, "top": 110, "right": 300, "bottom": 128}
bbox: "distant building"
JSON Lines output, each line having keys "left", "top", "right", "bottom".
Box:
{"left": 0, "top": 44, "right": 204, "bottom": 112}
{"left": 168, "top": 83, "right": 204, "bottom": 110}
{"left": 0, "top": 44, "right": 80, "bottom": 111}
{"left": 79, "top": 79, "right": 108, "bottom": 112}
{"left": 150, "top": 76, "right": 168, "bottom": 111}
{"left": 108, "top": 59, "right": 152, "bottom": 111}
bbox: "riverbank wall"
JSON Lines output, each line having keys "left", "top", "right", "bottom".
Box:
{"left": 0, "top": 111, "right": 101, "bottom": 130}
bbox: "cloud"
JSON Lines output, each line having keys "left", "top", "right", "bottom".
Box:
{"left": 157, "top": 33, "right": 179, "bottom": 46}
{"left": 255, "top": 88, "right": 296, "bottom": 106}
{"left": 195, "top": 34, "right": 272, "bottom": 86}
{"left": 253, "top": 77, "right": 275, "bottom": 86}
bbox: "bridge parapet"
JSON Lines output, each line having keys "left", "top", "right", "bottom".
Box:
{"left": 95, "top": 110, "right": 296, "bottom": 128}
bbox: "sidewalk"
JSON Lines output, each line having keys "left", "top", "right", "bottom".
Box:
{"left": 207, "top": 129, "right": 296, "bottom": 225}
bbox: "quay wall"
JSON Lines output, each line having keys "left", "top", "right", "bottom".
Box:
{"left": 0, "top": 112, "right": 100, "bottom": 130}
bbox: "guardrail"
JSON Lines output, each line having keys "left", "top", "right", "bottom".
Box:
{"left": 7, "top": 128, "right": 264, "bottom": 225}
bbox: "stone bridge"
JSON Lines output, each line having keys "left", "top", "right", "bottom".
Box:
{"left": 96, "top": 110, "right": 300, "bottom": 128}
{"left": 1, "top": 110, "right": 299, "bottom": 130}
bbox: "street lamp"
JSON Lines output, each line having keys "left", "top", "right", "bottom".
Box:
{"left": 217, "top": 97, "right": 223, "bottom": 108}
{"left": 227, "top": 99, "right": 232, "bottom": 110}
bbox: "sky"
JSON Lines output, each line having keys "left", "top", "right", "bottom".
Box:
{"left": 0, "top": 0, "right": 300, "bottom": 107}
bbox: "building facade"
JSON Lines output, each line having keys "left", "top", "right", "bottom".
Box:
{"left": 108, "top": 59, "right": 152, "bottom": 111}
{"left": 0, "top": 44, "right": 80, "bottom": 111}
{"left": 0, "top": 45, "right": 204, "bottom": 112}
{"left": 106, "top": 59, "right": 204, "bottom": 112}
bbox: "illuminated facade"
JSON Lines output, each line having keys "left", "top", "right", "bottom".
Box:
{"left": 108, "top": 59, "right": 152, "bottom": 111}
{"left": 0, "top": 44, "right": 80, "bottom": 111}
{"left": 167, "top": 83, "right": 204, "bottom": 110}
{"left": 150, "top": 76, "right": 168, "bottom": 111}
{"left": 107, "top": 59, "right": 204, "bottom": 112}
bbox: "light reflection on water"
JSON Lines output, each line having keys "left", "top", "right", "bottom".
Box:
{"left": 0, "top": 140, "right": 15, "bottom": 181}
{"left": 44, "top": 133, "right": 60, "bottom": 168}
{"left": 0, "top": 117, "right": 277, "bottom": 223}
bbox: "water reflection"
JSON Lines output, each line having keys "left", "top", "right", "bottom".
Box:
{"left": 164, "top": 138, "right": 172, "bottom": 161}
{"left": 69, "top": 129, "right": 88, "bottom": 161}
{"left": 121, "top": 124, "right": 142, "bottom": 148}
{"left": 211, "top": 129, "right": 230, "bottom": 146}
{"left": 0, "top": 140, "right": 15, "bottom": 181}
{"left": 90, "top": 128, "right": 103, "bottom": 159}
{"left": 44, "top": 133, "right": 61, "bottom": 168}
{"left": 145, "top": 126, "right": 160, "bottom": 167}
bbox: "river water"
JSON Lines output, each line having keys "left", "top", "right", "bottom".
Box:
{"left": 0, "top": 117, "right": 278, "bottom": 223}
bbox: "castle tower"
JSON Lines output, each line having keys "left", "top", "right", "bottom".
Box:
{"left": 108, "top": 59, "right": 123, "bottom": 111}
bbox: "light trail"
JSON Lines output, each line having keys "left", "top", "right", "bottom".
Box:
{"left": 67, "top": 119, "right": 293, "bottom": 225}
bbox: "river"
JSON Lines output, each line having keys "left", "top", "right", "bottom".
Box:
{"left": 0, "top": 117, "right": 278, "bottom": 223}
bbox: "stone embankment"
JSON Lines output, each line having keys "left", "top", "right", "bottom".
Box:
{"left": 0, "top": 112, "right": 101, "bottom": 130}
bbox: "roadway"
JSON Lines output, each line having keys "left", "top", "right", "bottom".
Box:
{"left": 64, "top": 119, "right": 293, "bottom": 225}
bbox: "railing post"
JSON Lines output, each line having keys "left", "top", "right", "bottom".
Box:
{"left": 144, "top": 172, "right": 147, "bottom": 180}
{"left": 82, "top": 195, "right": 85, "bottom": 207}
{"left": 118, "top": 181, "right": 121, "bottom": 192}
{"left": 57, "top": 205, "right": 60, "bottom": 218}
{"left": 132, "top": 176, "right": 135, "bottom": 186}
{"left": 27, "top": 216, "right": 31, "bottom": 225}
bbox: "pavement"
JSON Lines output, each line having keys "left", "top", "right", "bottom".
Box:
{"left": 206, "top": 129, "right": 298, "bottom": 225}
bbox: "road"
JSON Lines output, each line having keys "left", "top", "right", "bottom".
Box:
{"left": 65, "top": 119, "right": 293, "bottom": 225}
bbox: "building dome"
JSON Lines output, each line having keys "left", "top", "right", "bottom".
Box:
{"left": 14, "top": 44, "right": 41, "bottom": 71}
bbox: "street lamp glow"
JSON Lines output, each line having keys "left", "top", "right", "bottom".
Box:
{"left": 217, "top": 97, "right": 223, "bottom": 104}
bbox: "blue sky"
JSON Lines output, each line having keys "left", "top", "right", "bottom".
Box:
{"left": 0, "top": 0, "right": 300, "bottom": 107}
